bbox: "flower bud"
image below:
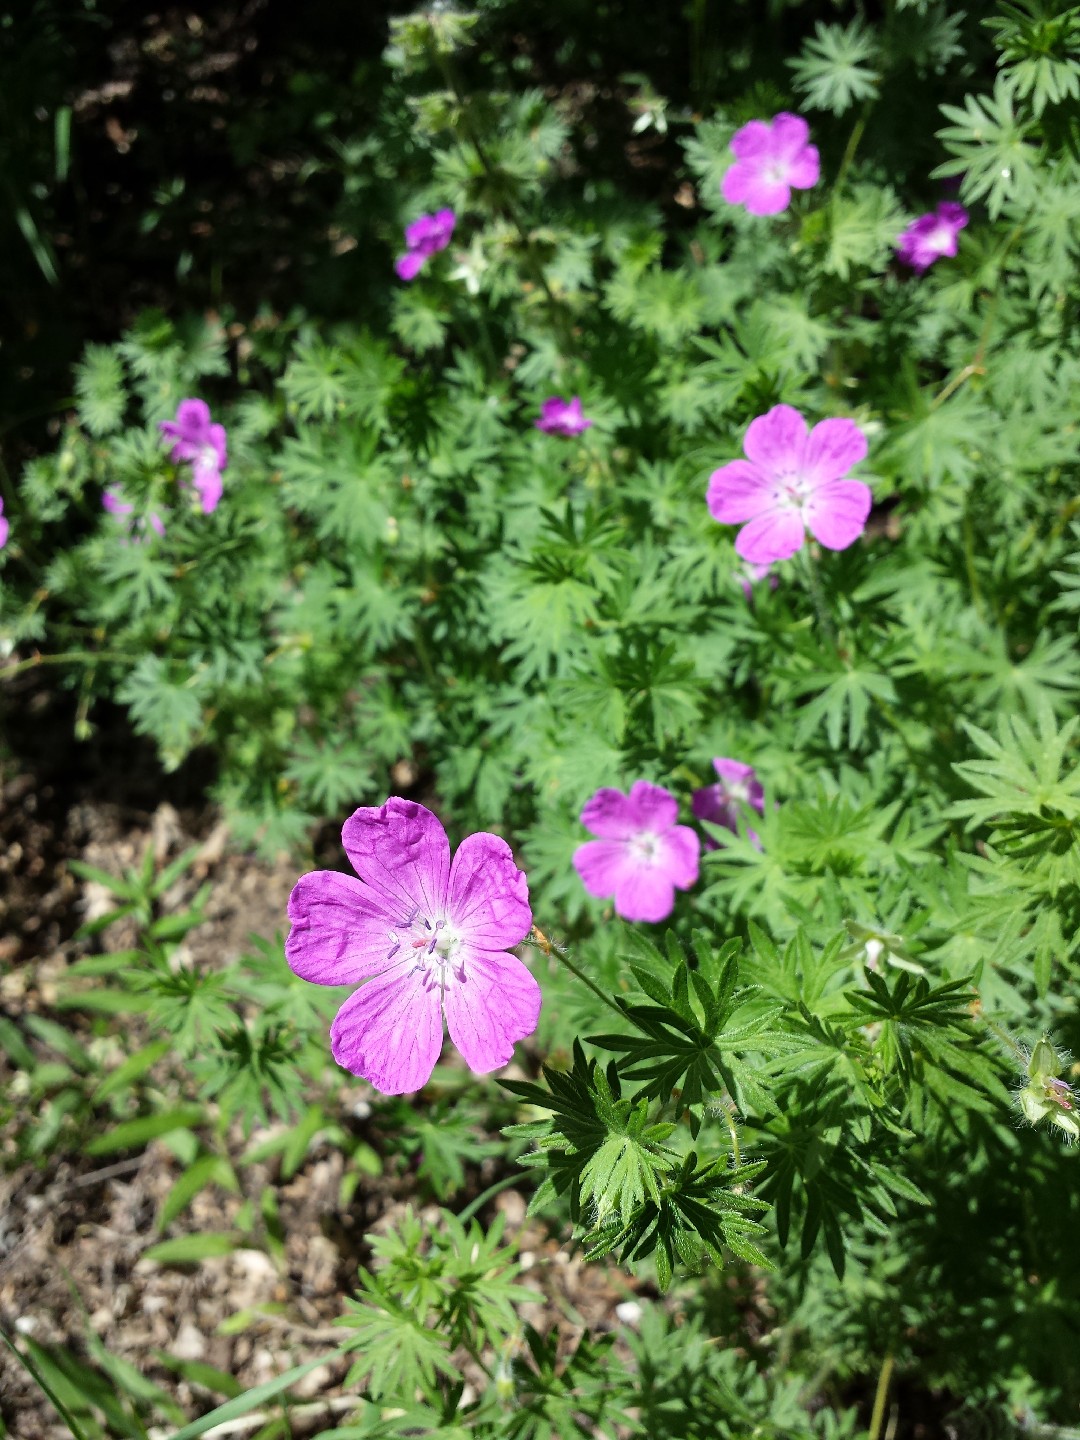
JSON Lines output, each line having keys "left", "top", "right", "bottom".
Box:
{"left": 1018, "top": 1037, "right": 1079, "bottom": 1141}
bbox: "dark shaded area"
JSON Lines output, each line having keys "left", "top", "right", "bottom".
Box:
{"left": 1, "top": 0, "right": 991, "bottom": 451}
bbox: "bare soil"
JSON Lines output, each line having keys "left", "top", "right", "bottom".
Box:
{"left": 0, "top": 694, "right": 643, "bottom": 1439}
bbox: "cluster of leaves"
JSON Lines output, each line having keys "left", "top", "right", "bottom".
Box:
{"left": 4, "top": 0, "right": 1080, "bottom": 1435}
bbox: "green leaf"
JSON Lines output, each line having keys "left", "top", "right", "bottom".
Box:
{"left": 86, "top": 1106, "right": 205, "bottom": 1157}
{"left": 142, "top": 1233, "right": 247, "bottom": 1265}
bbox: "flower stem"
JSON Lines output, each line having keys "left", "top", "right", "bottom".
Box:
{"left": 2, "top": 648, "right": 130, "bottom": 680}
{"left": 721, "top": 1102, "right": 742, "bottom": 1169}
{"left": 868, "top": 1352, "right": 895, "bottom": 1440}
{"left": 833, "top": 110, "right": 868, "bottom": 195}
{"left": 532, "top": 926, "right": 626, "bottom": 1021}
{"left": 799, "top": 546, "right": 838, "bottom": 647}
{"left": 984, "top": 1018, "right": 1028, "bottom": 1069}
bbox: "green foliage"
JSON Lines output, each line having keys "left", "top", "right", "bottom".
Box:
{"left": 6, "top": 1, "right": 1080, "bottom": 1435}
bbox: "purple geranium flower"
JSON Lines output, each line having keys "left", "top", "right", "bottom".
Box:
{"left": 707, "top": 404, "right": 871, "bottom": 564}
{"left": 159, "top": 398, "right": 227, "bottom": 515}
{"left": 692, "top": 759, "right": 765, "bottom": 850}
{"left": 395, "top": 209, "right": 456, "bottom": 281}
{"left": 102, "top": 487, "right": 166, "bottom": 542}
{"left": 739, "top": 560, "right": 777, "bottom": 602}
{"left": 286, "top": 798, "right": 541, "bottom": 1096}
{"left": 896, "top": 202, "right": 969, "bottom": 274}
{"left": 535, "top": 396, "right": 592, "bottom": 437}
{"left": 573, "top": 781, "right": 700, "bottom": 924}
{"left": 0, "top": 498, "right": 8, "bottom": 550}
{"left": 722, "top": 113, "right": 820, "bottom": 217}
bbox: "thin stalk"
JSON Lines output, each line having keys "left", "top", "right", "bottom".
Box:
{"left": 2, "top": 648, "right": 130, "bottom": 680}
{"left": 411, "top": 623, "right": 440, "bottom": 690}
{"left": 962, "top": 502, "right": 985, "bottom": 620}
{"left": 532, "top": 926, "right": 625, "bottom": 1021}
{"left": 868, "top": 1352, "right": 895, "bottom": 1440}
{"left": 721, "top": 1103, "right": 742, "bottom": 1168}
{"left": 799, "top": 546, "right": 838, "bottom": 647}
{"left": 832, "top": 111, "right": 868, "bottom": 195}
{"left": 984, "top": 1018, "right": 1028, "bottom": 1069}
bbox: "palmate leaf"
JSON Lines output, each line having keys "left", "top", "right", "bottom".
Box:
{"left": 116, "top": 656, "right": 205, "bottom": 768}
{"left": 842, "top": 970, "right": 981, "bottom": 1091}
{"left": 753, "top": 1097, "right": 907, "bottom": 1280}
{"left": 934, "top": 77, "right": 1042, "bottom": 217}
{"left": 339, "top": 1275, "right": 459, "bottom": 1402}
{"left": 591, "top": 935, "right": 784, "bottom": 1127}
{"left": 503, "top": 1043, "right": 678, "bottom": 1226}
{"left": 789, "top": 18, "right": 881, "bottom": 115}
{"left": 585, "top": 1148, "right": 770, "bottom": 1290}
{"left": 984, "top": 0, "right": 1080, "bottom": 117}
{"left": 75, "top": 344, "right": 127, "bottom": 435}
{"left": 949, "top": 704, "right": 1080, "bottom": 827}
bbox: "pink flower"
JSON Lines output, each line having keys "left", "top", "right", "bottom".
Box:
{"left": 0, "top": 499, "right": 8, "bottom": 550}
{"left": 722, "top": 113, "right": 820, "bottom": 217}
{"left": 286, "top": 798, "right": 540, "bottom": 1095}
{"left": 159, "top": 399, "right": 227, "bottom": 515}
{"left": 707, "top": 404, "right": 871, "bottom": 564}
{"left": 739, "top": 560, "right": 777, "bottom": 602}
{"left": 535, "top": 396, "right": 592, "bottom": 437}
{"left": 395, "top": 209, "right": 456, "bottom": 281}
{"left": 896, "top": 202, "right": 969, "bottom": 274}
{"left": 692, "top": 759, "right": 764, "bottom": 850}
{"left": 102, "top": 486, "right": 166, "bottom": 542}
{"left": 573, "top": 781, "right": 700, "bottom": 924}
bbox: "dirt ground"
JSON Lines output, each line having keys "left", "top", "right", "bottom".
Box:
{"left": 0, "top": 692, "right": 652, "bottom": 1439}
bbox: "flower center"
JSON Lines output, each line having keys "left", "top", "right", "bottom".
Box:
{"left": 764, "top": 161, "right": 790, "bottom": 185}
{"left": 385, "top": 905, "right": 462, "bottom": 983}
{"left": 1046, "top": 1077, "right": 1074, "bottom": 1112}
{"left": 628, "top": 833, "right": 661, "bottom": 864}
{"left": 775, "top": 468, "right": 811, "bottom": 511}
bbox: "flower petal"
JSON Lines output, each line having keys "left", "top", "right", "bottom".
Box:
{"left": 804, "top": 480, "right": 873, "bottom": 551}
{"left": 786, "top": 144, "right": 819, "bottom": 190}
{"left": 729, "top": 120, "right": 774, "bottom": 160}
{"left": 444, "top": 950, "right": 541, "bottom": 1073}
{"left": 448, "top": 832, "right": 532, "bottom": 951}
{"left": 692, "top": 784, "right": 738, "bottom": 833}
{"left": 707, "top": 460, "right": 774, "bottom": 524}
{"left": 743, "top": 405, "right": 808, "bottom": 477}
{"left": 175, "top": 398, "right": 211, "bottom": 437}
{"left": 207, "top": 423, "right": 228, "bottom": 470}
{"left": 741, "top": 179, "right": 793, "bottom": 217}
{"left": 395, "top": 250, "right": 425, "bottom": 281}
{"left": 721, "top": 161, "right": 758, "bottom": 207}
{"left": 574, "top": 838, "right": 634, "bottom": 897}
{"left": 803, "top": 417, "right": 867, "bottom": 487}
{"left": 286, "top": 870, "right": 399, "bottom": 985}
{"left": 735, "top": 507, "right": 806, "bottom": 563}
{"left": 342, "top": 798, "right": 451, "bottom": 921}
{"left": 653, "top": 825, "right": 700, "bottom": 889}
{"left": 938, "top": 202, "right": 968, "bottom": 230}
{"left": 330, "top": 969, "right": 443, "bottom": 1094}
{"left": 614, "top": 865, "right": 678, "bottom": 924}
{"left": 770, "top": 112, "right": 810, "bottom": 160}
{"left": 579, "top": 788, "right": 638, "bottom": 840}
{"left": 720, "top": 754, "right": 771, "bottom": 812}
{"left": 192, "top": 461, "right": 223, "bottom": 514}
{"left": 626, "top": 780, "right": 679, "bottom": 832}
